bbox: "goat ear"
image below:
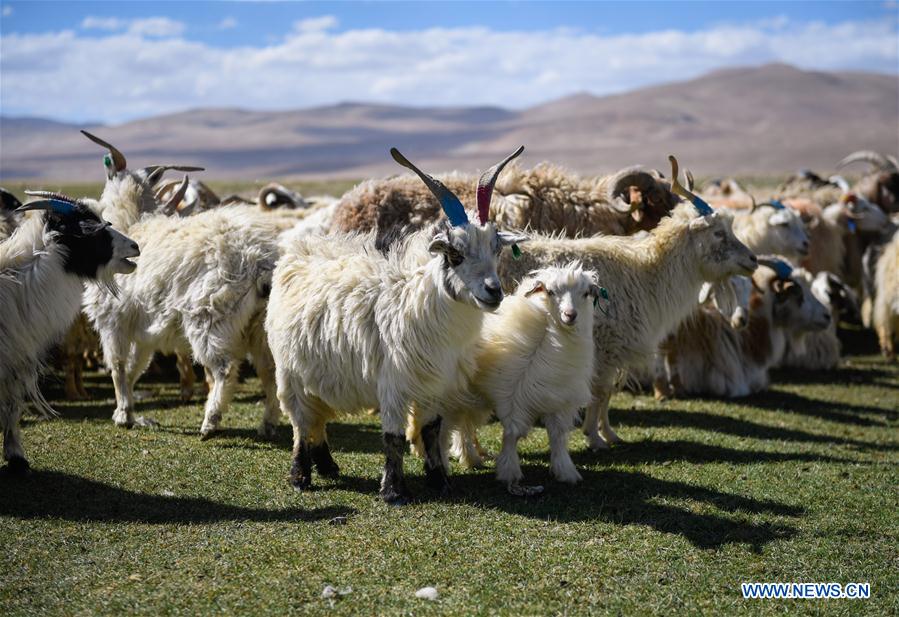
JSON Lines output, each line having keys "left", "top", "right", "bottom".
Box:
{"left": 588, "top": 283, "right": 602, "bottom": 299}
{"left": 689, "top": 216, "right": 711, "bottom": 231}
{"left": 768, "top": 210, "right": 792, "bottom": 226}
{"left": 428, "top": 231, "right": 451, "bottom": 255}
{"left": 497, "top": 230, "right": 528, "bottom": 246}
{"left": 523, "top": 280, "right": 545, "bottom": 297}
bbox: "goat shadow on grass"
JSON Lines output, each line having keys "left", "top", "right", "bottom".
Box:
{"left": 537, "top": 439, "right": 864, "bottom": 467}
{"left": 618, "top": 409, "right": 898, "bottom": 452}
{"left": 198, "top": 422, "right": 386, "bottom": 455}
{"left": 447, "top": 467, "right": 800, "bottom": 552}
{"left": 0, "top": 469, "right": 354, "bottom": 525}
{"left": 771, "top": 365, "right": 897, "bottom": 388}
{"left": 703, "top": 389, "right": 895, "bottom": 426}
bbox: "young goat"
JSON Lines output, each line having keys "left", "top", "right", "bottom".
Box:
{"left": 408, "top": 263, "right": 601, "bottom": 495}
{"left": 266, "top": 147, "right": 526, "bottom": 504}
{"left": 499, "top": 157, "right": 758, "bottom": 449}
{"left": 1, "top": 194, "right": 139, "bottom": 472}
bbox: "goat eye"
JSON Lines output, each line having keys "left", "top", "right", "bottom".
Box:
{"left": 714, "top": 230, "right": 726, "bottom": 239}
{"left": 546, "top": 290, "right": 555, "bottom": 296}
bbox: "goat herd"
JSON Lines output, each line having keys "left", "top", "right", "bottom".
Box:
{"left": 1, "top": 131, "right": 897, "bottom": 505}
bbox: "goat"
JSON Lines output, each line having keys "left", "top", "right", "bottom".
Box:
{"left": 79, "top": 131, "right": 283, "bottom": 438}
{"left": 838, "top": 150, "right": 899, "bottom": 214}
{"left": 660, "top": 258, "right": 830, "bottom": 397}
{"left": 266, "top": 147, "right": 526, "bottom": 504}
{"left": 497, "top": 156, "right": 758, "bottom": 449}
{"left": 407, "top": 263, "right": 600, "bottom": 495}
{"left": 1, "top": 193, "right": 139, "bottom": 473}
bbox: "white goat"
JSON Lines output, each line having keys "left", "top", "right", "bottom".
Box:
{"left": 1, "top": 194, "right": 139, "bottom": 473}
{"left": 79, "top": 131, "right": 284, "bottom": 438}
{"left": 873, "top": 230, "right": 899, "bottom": 359}
{"left": 266, "top": 147, "right": 526, "bottom": 504}
{"left": 727, "top": 201, "right": 809, "bottom": 263}
{"left": 661, "top": 258, "right": 830, "bottom": 397}
{"left": 498, "top": 156, "right": 759, "bottom": 449}
{"left": 408, "top": 263, "right": 600, "bottom": 495}
{"left": 780, "top": 271, "right": 859, "bottom": 370}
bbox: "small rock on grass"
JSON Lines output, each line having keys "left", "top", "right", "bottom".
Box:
{"left": 415, "top": 586, "right": 439, "bottom": 601}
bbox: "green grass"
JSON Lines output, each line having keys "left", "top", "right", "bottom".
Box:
{"left": 2, "top": 346, "right": 897, "bottom": 616}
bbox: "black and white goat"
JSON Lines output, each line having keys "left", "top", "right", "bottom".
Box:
{"left": 1, "top": 194, "right": 139, "bottom": 473}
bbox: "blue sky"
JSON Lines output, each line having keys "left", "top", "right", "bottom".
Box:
{"left": 1, "top": 1, "right": 896, "bottom": 122}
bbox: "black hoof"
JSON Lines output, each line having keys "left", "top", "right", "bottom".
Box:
{"left": 381, "top": 488, "right": 413, "bottom": 506}
{"left": 290, "top": 474, "right": 313, "bottom": 492}
{"left": 424, "top": 467, "right": 453, "bottom": 495}
{"left": 311, "top": 443, "right": 340, "bottom": 478}
{"left": 7, "top": 456, "right": 30, "bottom": 475}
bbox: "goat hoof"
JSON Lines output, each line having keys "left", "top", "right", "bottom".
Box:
{"left": 507, "top": 482, "right": 544, "bottom": 498}
{"left": 257, "top": 422, "right": 278, "bottom": 440}
{"left": 6, "top": 456, "right": 30, "bottom": 475}
{"left": 315, "top": 460, "right": 340, "bottom": 478}
{"left": 310, "top": 444, "right": 340, "bottom": 477}
{"left": 588, "top": 438, "right": 610, "bottom": 452}
{"left": 291, "top": 475, "right": 313, "bottom": 492}
{"left": 381, "top": 489, "right": 413, "bottom": 506}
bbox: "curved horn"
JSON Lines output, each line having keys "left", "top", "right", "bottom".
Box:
{"left": 20, "top": 190, "right": 82, "bottom": 215}
{"left": 153, "top": 178, "right": 184, "bottom": 203}
{"left": 476, "top": 146, "right": 524, "bottom": 225}
{"left": 668, "top": 155, "right": 713, "bottom": 216}
{"left": 837, "top": 150, "right": 896, "bottom": 172}
{"left": 390, "top": 147, "right": 468, "bottom": 227}
{"left": 684, "top": 169, "right": 695, "bottom": 191}
{"left": 258, "top": 183, "right": 307, "bottom": 210}
{"left": 751, "top": 200, "right": 786, "bottom": 213}
{"left": 142, "top": 164, "right": 206, "bottom": 187}
{"left": 756, "top": 256, "right": 793, "bottom": 280}
{"left": 160, "top": 175, "right": 190, "bottom": 215}
{"left": 606, "top": 165, "right": 655, "bottom": 212}
{"left": 1, "top": 188, "right": 23, "bottom": 212}
{"left": 80, "top": 130, "right": 127, "bottom": 173}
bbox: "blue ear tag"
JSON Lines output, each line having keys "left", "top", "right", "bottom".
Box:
{"left": 512, "top": 244, "right": 522, "bottom": 259}
{"left": 847, "top": 219, "right": 857, "bottom": 234}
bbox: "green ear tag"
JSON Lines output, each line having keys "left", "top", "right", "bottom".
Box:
{"left": 512, "top": 244, "right": 522, "bottom": 259}
{"left": 103, "top": 154, "right": 112, "bottom": 168}
{"left": 595, "top": 287, "right": 610, "bottom": 316}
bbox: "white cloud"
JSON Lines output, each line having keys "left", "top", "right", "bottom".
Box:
{"left": 81, "top": 15, "right": 184, "bottom": 37}
{"left": 294, "top": 15, "right": 338, "bottom": 33}
{"left": 127, "top": 17, "right": 185, "bottom": 38}
{"left": 1, "top": 17, "right": 896, "bottom": 123}
{"left": 218, "top": 17, "right": 238, "bottom": 30}
{"left": 2, "top": 6, "right": 13, "bottom": 17}
{"left": 81, "top": 16, "right": 125, "bottom": 31}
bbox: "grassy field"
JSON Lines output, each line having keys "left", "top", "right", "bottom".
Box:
{"left": 1, "top": 340, "right": 897, "bottom": 616}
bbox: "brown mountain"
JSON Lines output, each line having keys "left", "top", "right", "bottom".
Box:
{"left": 1, "top": 63, "right": 896, "bottom": 181}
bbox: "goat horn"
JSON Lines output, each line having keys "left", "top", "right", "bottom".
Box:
{"left": 837, "top": 150, "right": 896, "bottom": 172}
{"left": 81, "top": 130, "right": 127, "bottom": 173}
{"left": 476, "top": 146, "right": 524, "bottom": 225}
{"left": 161, "top": 175, "right": 190, "bottom": 216}
{"left": 756, "top": 256, "right": 793, "bottom": 280}
{"left": 390, "top": 147, "right": 468, "bottom": 227}
{"left": 153, "top": 179, "right": 183, "bottom": 203}
{"left": 609, "top": 196, "right": 635, "bottom": 214}
{"left": 1, "top": 188, "right": 23, "bottom": 211}
{"left": 258, "top": 183, "right": 307, "bottom": 210}
{"left": 684, "top": 169, "right": 695, "bottom": 191}
{"left": 668, "top": 155, "right": 713, "bottom": 216}
{"left": 19, "top": 190, "right": 82, "bottom": 215}
{"left": 142, "top": 164, "right": 206, "bottom": 187}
